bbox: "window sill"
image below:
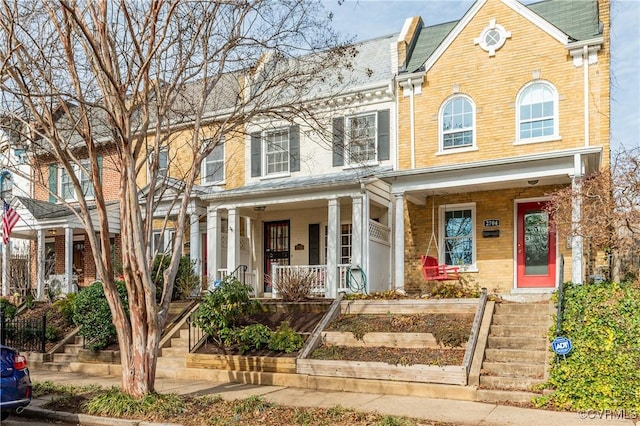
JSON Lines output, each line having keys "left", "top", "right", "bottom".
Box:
{"left": 513, "top": 135, "right": 561, "bottom": 146}
{"left": 436, "top": 146, "right": 478, "bottom": 156}
{"left": 260, "top": 173, "right": 290, "bottom": 181}
{"left": 202, "top": 180, "right": 226, "bottom": 186}
{"left": 343, "top": 161, "right": 379, "bottom": 170}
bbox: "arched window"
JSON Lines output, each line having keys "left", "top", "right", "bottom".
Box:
{"left": 440, "top": 96, "right": 475, "bottom": 151}
{"left": 517, "top": 82, "right": 558, "bottom": 143}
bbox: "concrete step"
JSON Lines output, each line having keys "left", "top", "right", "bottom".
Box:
{"left": 477, "top": 388, "right": 542, "bottom": 404}
{"left": 160, "top": 347, "right": 189, "bottom": 357}
{"left": 479, "top": 375, "right": 544, "bottom": 392}
{"left": 484, "top": 349, "right": 547, "bottom": 363}
{"left": 489, "top": 325, "right": 548, "bottom": 338}
{"left": 481, "top": 362, "right": 545, "bottom": 379}
{"left": 490, "top": 314, "right": 551, "bottom": 325}
{"left": 156, "top": 357, "right": 186, "bottom": 369}
{"left": 63, "top": 344, "right": 83, "bottom": 355}
{"left": 53, "top": 353, "right": 79, "bottom": 363}
{"left": 170, "top": 336, "right": 189, "bottom": 346}
{"left": 487, "top": 336, "right": 547, "bottom": 350}
{"left": 494, "top": 303, "right": 551, "bottom": 315}
{"left": 31, "top": 361, "right": 71, "bottom": 372}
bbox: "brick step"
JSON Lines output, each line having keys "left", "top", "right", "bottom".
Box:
{"left": 490, "top": 314, "right": 551, "bottom": 325}
{"left": 484, "top": 349, "right": 547, "bottom": 363}
{"left": 487, "top": 336, "right": 547, "bottom": 350}
{"left": 494, "top": 303, "right": 551, "bottom": 315}
{"left": 477, "top": 388, "right": 542, "bottom": 404}
{"left": 481, "top": 362, "right": 545, "bottom": 379}
{"left": 479, "top": 375, "right": 544, "bottom": 392}
{"left": 489, "top": 325, "right": 548, "bottom": 338}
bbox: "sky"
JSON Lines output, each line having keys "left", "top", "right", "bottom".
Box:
{"left": 322, "top": 0, "right": 640, "bottom": 150}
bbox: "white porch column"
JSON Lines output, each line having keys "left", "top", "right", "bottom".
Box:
{"left": 1, "top": 242, "right": 9, "bottom": 296}
{"left": 189, "top": 212, "right": 201, "bottom": 278}
{"left": 571, "top": 177, "right": 584, "bottom": 284}
{"left": 351, "top": 195, "right": 363, "bottom": 269}
{"left": 64, "top": 227, "right": 74, "bottom": 293}
{"left": 207, "top": 207, "right": 221, "bottom": 285}
{"left": 36, "top": 229, "right": 46, "bottom": 299}
{"left": 227, "top": 207, "right": 240, "bottom": 276}
{"left": 326, "top": 197, "right": 340, "bottom": 298}
{"left": 393, "top": 193, "right": 405, "bottom": 292}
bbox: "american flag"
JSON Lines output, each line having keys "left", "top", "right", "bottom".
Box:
{"left": 2, "top": 200, "right": 20, "bottom": 245}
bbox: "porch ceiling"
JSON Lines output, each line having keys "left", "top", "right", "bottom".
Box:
{"left": 379, "top": 147, "right": 602, "bottom": 204}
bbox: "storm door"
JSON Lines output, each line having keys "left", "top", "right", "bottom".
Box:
{"left": 264, "top": 220, "right": 290, "bottom": 292}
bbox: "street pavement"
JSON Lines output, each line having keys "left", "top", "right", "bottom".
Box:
{"left": 14, "top": 370, "right": 638, "bottom": 426}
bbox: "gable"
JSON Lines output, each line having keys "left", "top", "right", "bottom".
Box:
{"left": 405, "top": 0, "right": 601, "bottom": 73}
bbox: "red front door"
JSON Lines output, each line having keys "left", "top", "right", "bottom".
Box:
{"left": 516, "top": 201, "right": 556, "bottom": 288}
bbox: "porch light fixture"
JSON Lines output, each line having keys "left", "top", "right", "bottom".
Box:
{"left": 527, "top": 180, "right": 539, "bottom": 186}
{"left": 48, "top": 229, "right": 57, "bottom": 235}
{"left": 253, "top": 206, "right": 266, "bottom": 212}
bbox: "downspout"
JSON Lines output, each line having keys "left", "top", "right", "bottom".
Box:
{"left": 583, "top": 45, "right": 589, "bottom": 147}
{"left": 409, "top": 78, "right": 416, "bottom": 168}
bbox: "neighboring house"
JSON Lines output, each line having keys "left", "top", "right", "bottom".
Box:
{"left": 380, "top": 0, "right": 609, "bottom": 294}
{"left": 9, "top": 106, "right": 122, "bottom": 299}
{"left": 196, "top": 34, "right": 398, "bottom": 297}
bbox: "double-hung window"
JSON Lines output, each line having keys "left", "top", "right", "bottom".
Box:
{"left": 153, "top": 229, "right": 176, "bottom": 255}
{"left": 347, "top": 113, "right": 376, "bottom": 164}
{"left": 264, "top": 128, "right": 289, "bottom": 176}
{"left": 440, "top": 96, "right": 475, "bottom": 150}
{"left": 440, "top": 204, "right": 476, "bottom": 268}
{"left": 60, "top": 160, "right": 97, "bottom": 201}
{"left": 202, "top": 138, "right": 224, "bottom": 184}
{"left": 517, "top": 82, "right": 558, "bottom": 143}
{"left": 158, "top": 148, "right": 168, "bottom": 178}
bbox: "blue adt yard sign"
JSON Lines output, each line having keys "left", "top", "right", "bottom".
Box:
{"left": 552, "top": 336, "right": 573, "bottom": 356}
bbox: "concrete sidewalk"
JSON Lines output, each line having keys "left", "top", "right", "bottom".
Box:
{"left": 22, "top": 370, "right": 638, "bottom": 426}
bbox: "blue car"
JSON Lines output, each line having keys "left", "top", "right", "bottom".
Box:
{"left": 0, "top": 344, "right": 32, "bottom": 421}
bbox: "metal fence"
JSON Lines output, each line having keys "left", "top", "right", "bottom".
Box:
{"left": 0, "top": 314, "right": 47, "bottom": 353}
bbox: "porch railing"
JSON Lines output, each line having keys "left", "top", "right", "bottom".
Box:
{"left": 271, "top": 263, "right": 360, "bottom": 297}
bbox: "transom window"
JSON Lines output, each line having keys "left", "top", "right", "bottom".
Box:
{"left": 440, "top": 96, "right": 474, "bottom": 150}
{"left": 202, "top": 138, "right": 224, "bottom": 184}
{"left": 517, "top": 82, "right": 558, "bottom": 142}
{"left": 440, "top": 204, "right": 476, "bottom": 268}
{"left": 347, "top": 113, "right": 376, "bottom": 163}
{"left": 265, "top": 129, "right": 289, "bottom": 175}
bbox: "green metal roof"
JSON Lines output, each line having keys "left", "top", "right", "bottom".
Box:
{"left": 405, "top": 0, "right": 602, "bottom": 73}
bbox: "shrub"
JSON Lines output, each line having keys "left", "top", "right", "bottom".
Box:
{"left": 152, "top": 255, "right": 200, "bottom": 301}
{"left": 230, "top": 324, "right": 272, "bottom": 354}
{"left": 72, "top": 281, "right": 128, "bottom": 351}
{"left": 192, "top": 277, "right": 260, "bottom": 347}
{"left": 0, "top": 298, "right": 17, "bottom": 319}
{"left": 534, "top": 281, "right": 640, "bottom": 410}
{"left": 270, "top": 268, "right": 317, "bottom": 301}
{"left": 45, "top": 325, "right": 61, "bottom": 341}
{"left": 53, "top": 293, "right": 77, "bottom": 325}
{"left": 268, "top": 321, "right": 304, "bottom": 353}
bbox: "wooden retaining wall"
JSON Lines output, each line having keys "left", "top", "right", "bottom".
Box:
{"left": 321, "top": 331, "right": 441, "bottom": 348}
{"left": 296, "top": 359, "right": 467, "bottom": 385}
{"left": 186, "top": 353, "right": 296, "bottom": 374}
{"left": 340, "top": 299, "right": 479, "bottom": 314}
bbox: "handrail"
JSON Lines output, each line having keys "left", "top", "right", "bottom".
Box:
{"left": 225, "top": 264, "right": 248, "bottom": 284}
{"left": 463, "top": 287, "right": 488, "bottom": 374}
{"left": 187, "top": 311, "right": 207, "bottom": 353}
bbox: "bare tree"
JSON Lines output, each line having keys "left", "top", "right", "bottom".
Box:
{"left": 546, "top": 147, "right": 640, "bottom": 282}
{"left": 0, "top": 0, "right": 353, "bottom": 396}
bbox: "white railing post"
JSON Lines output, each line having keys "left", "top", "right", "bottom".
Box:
{"left": 271, "top": 262, "right": 279, "bottom": 298}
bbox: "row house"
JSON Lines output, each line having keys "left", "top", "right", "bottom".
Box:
{"left": 4, "top": 0, "right": 609, "bottom": 299}
{"left": 382, "top": 0, "right": 609, "bottom": 294}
